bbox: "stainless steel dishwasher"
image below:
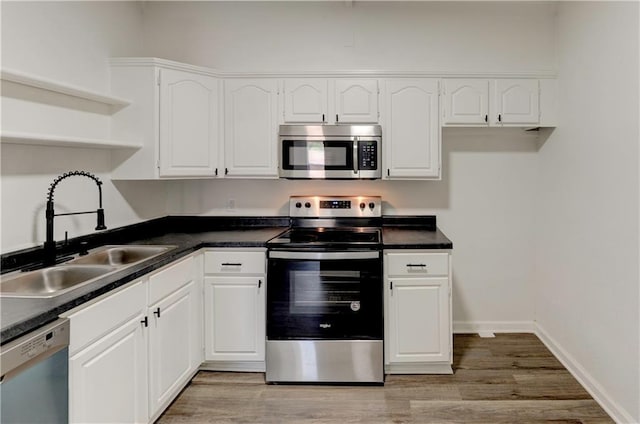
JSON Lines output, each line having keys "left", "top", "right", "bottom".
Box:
{"left": 0, "top": 318, "right": 70, "bottom": 423}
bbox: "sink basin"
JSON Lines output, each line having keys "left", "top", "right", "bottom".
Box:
{"left": 68, "top": 245, "right": 173, "bottom": 266}
{"left": 1, "top": 245, "right": 175, "bottom": 298}
{"left": 0, "top": 265, "right": 117, "bottom": 298}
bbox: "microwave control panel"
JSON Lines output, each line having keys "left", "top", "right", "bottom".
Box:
{"left": 358, "top": 141, "right": 377, "bottom": 170}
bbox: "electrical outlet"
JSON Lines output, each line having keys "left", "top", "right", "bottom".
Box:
{"left": 227, "top": 198, "right": 236, "bottom": 210}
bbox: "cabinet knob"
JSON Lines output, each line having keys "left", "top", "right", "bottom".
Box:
{"left": 258, "top": 279, "right": 262, "bottom": 288}
{"left": 485, "top": 114, "right": 488, "bottom": 123}
{"left": 141, "top": 316, "right": 148, "bottom": 327}
{"left": 498, "top": 114, "right": 502, "bottom": 122}
{"left": 153, "top": 307, "right": 161, "bottom": 318}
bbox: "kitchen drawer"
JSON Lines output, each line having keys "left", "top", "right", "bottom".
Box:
{"left": 63, "top": 280, "right": 146, "bottom": 356}
{"left": 149, "top": 256, "right": 195, "bottom": 305}
{"left": 385, "top": 252, "right": 449, "bottom": 277}
{"left": 204, "top": 250, "right": 266, "bottom": 275}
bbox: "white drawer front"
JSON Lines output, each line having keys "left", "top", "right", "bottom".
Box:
{"left": 204, "top": 251, "right": 265, "bottom": 275}
{"left": 64, "top": 280, "right": 146, "bottom": 356}
{"left": 385, "top": 252, "right": 449, "bottom": 277}
{"left": 149, "top": 256, "right": 195, "bottom": 305}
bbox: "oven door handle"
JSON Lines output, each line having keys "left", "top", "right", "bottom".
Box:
{"left": 269, "top": 251, "right": 380, "bottom": 260}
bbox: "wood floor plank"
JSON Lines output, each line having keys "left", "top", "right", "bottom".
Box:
{"left": 156, "top": 334, "right": 614, "bottom": 424}
{"left": 409, "top": 399, "right": 612, "bottom": 423}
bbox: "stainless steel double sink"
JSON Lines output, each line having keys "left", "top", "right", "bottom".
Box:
{"left": 0, "top": 245, "right": 174, "bottom": 298}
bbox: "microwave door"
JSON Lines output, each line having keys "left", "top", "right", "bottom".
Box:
{"left": 280, "top": 140, "right": 357, "bottom": 179}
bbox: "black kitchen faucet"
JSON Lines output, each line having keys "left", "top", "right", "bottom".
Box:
{"left": 43, "top": 170, "right": 107, "bottom": 266}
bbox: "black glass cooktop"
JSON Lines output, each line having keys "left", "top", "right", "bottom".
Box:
{"left": 268, "top": 227, "right": 381, "bottom": 247}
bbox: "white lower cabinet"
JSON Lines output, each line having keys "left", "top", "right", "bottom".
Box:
{"left": 148, "top": 280, "right": 201, "bottom": 420}
{"left": 63, "top": 254, "right": 202, "bottom": 424}
{"left": 67, "top": 282, "right": 148, "bottom": 424}
{"left": 203, "top": 249, "right": 266, "bottom": 371}
{"left": 384, "top": 250, "right": 452, "bottom": 374}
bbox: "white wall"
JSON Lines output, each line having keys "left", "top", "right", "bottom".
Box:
{"left": 535, "top": 2, "right": 639, "bottom": 422}
{"left": 1, "top": 1, "right": 168, "bottom": 252}
{"left": 147, "top": 1, "right": 557, "bottom": 327}
{"left": 142, "top": 1, "right": 556, "bottom": 73}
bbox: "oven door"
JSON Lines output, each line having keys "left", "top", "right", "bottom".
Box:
{"left": 279, "top": 139, "right": 358, "bottom": 179}
{"left": 267, "top": 250, "right": 383, "bottom": 340}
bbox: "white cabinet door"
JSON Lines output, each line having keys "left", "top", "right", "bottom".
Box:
{"left": 283, "top": 79, "right": 328, "bottom": 123}
{"left": 148, "top": 280, "right": 199, "bottom": 418}
{"left": 334, "top": 79, "right": 379, "bottom": 123}
{"left": 442, "top": 79, "right": 489, "bottom": 125}
{"left": 224, "top": 79, "right": 278, "bottom": 178}
{"left": 494, "top": 79, "right": 539, "bottom": 125}
{"left": 159, "top": 68, "right": 220, "bottom": 177}
{"left": 69, "top": 314, "right": 148, "bottom": 424}
{"left": 204, "top": 276, "right": 265, "bottom": 362}
{"left": 386, "top": 277, "right": 450, "bottom": 363}
{"left": 383, "top": 79, "right": 440, "bottom": 179}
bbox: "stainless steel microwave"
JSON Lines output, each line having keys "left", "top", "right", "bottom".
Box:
{"left": 278, "top": 124, "right": 382, "bottom": 179}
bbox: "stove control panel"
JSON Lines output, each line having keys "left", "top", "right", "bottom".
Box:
{"left": 290, "top": 196, "right": 381, "bottom": 218}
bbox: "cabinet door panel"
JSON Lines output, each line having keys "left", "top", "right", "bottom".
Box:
{"left": 335, "top": 79, "right": 379, "bottom": 123}
{"left": 386, "top": 278, "right": 449, "bottom": 363}
{"left": 442, "top": 79, "right": 489, "bottom": 125}
{"left": 384, "top": 79, "right": 440, "bottom": 178}
{"left": 494, "top": 79, "right": 539, "bottom": 125}
{"left": 204, "top": 277, "right": 265, "bottom": 361}
{"left": 70, "top": 315, "right": 147, "bottom": 424}
{"left": 159, "top": 68, "right": 219, "bottom": 177}
{"left": 148, "top": 281, "right": 197, "bottom": 416}
{"left": 283, "top": 79, "right": 327, "bottom": 123}
{"left": 224, "top": 80, "right": 278, "bottom": 177}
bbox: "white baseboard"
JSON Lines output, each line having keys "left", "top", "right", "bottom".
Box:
{"left": 453, "top": 320, "right": 536, "bottom": 334}
{"left": 535, "top": 323, "right": 637, "bottom": 424}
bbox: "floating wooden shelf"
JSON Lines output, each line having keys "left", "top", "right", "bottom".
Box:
{"left": 0, "top": 132, "right": 142, "bottom": 150}
{"left": 1, "top": 68, "right": 132, "bottom": 107}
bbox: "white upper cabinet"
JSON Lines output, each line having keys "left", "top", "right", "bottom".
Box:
{"left": 442, "top": 79, "right": 489, "bottom": 125}
{"left": 383, "top": 79, "right": 440, "bottom": 179}
{"left": 159, "top": 69, "right": 220, "bottom": 177}
{"left": 110, "top": 59, "right": 221, "bottom": 180}
{"left": 443, "top": 78, "right": 541, "bottom": 127}
{"left": 283, "top": 79, "right": 328, "bottom": 123}
{"left": 223, "top": 79, "right": 279, "bottom": 178}
{"left": 283, "top": 78, "right": 379, "bottom": 124}
{"left": 493, "top": 79, "right": 539, "bottom": 125}
{"left": 334, "top": 79, "right": 379, "bottom": 123}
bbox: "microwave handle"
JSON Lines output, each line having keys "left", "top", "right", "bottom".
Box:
{"left": 353, "top": 139, "right": 359, "bottom": 175}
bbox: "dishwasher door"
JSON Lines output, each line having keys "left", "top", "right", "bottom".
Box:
{"left": 0, "top": 318, "right": 70, "bottom": 424}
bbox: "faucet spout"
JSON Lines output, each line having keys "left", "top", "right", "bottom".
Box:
{"left": 43, "top": 171, "right": 107, "bottom": 266}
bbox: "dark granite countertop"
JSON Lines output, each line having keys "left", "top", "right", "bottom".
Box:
{"left": 1, "top": 215, "right": 452, "bottom": 345}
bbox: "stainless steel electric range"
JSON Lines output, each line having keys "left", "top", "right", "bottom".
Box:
{"left": 266, "top": 195, "right": 384, "bottom": 384}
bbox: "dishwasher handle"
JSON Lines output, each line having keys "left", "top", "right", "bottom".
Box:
{"left": 0, "top": 318, "right": 70, "bottom": 384}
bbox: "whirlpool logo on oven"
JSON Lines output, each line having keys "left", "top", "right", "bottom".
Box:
{"left": 319, "top": 323, "right": 332, "bottom": 329}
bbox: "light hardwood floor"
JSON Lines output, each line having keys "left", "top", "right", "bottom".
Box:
{"left": 157, "top": 334, "right": 613, "bottom": 423}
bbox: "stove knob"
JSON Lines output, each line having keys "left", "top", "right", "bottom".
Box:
{"left": 304, "top": 202, "right": 311, "bottom": 208}
{"left": 369, "top": 202, "right": 375, "bottom": 210}
{"left": 359, "top": 202, "right": 366, "bottom": 210}
{"left": 295, "top": 202, "right": 302, "bottom": 208}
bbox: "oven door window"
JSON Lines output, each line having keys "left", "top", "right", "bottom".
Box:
{"left": 281, "top": 140, "right": 354, "bottom": 171}
{"left": 267, "top": 257, "right": 382, "bottom": 340}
